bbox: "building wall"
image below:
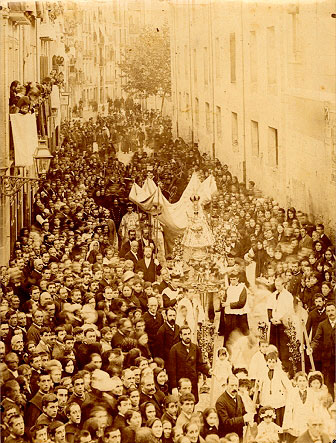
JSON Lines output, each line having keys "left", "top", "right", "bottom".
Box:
{"left": 65, "top": 0, "right": 171, "bottom": 115}
{"left": 64, "top": 1, "right": 116, "bottom": 115}
{"left": 0, "top": 2, "right": 65, "bottom": 265}
{"left": 170, "top": 0, "right": 336, "bottom": 237}
{"left": 118, "top": 0, "right": 171, "bottom": 112}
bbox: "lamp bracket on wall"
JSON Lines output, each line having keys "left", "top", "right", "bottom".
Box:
{"left": 0, "top": 175, "right": 41, "bottom": 202}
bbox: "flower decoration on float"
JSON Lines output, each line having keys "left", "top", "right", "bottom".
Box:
{"left": 284, "top": 320, "right": 301, "bottom": 372}
{"left": 257, "top": 322, "right": 269, "bottom": 341}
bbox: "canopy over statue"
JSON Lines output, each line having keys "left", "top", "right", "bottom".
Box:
{"left": 129, "top": 172, "right": 217, "bottom": 252}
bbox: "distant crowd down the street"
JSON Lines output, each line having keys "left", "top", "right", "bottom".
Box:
{"left": 0, "top": 99, "right": 335, "bottom": 443}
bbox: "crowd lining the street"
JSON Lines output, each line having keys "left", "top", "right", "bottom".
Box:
{"left": 1, "top": 100, "right": 335, "bottom": 443}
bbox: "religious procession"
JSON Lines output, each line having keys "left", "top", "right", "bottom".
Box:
{"left": 1, "top": 96, "right": 335, "bottom": 443}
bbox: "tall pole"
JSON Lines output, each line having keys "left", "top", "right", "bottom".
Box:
{"left": 187, "top": 0, "right": 194, "bottom": 146}
{"left": 154, "top": 212, "right": 159, "bottom": 278}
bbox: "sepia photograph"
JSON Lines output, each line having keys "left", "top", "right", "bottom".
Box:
{"left": 0, "top": 0, "right": 335, "bottom": 442}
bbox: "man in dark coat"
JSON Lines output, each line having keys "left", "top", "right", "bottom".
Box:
{"left": 310, "top": 302, "right": 336, "bottom": 396}
{"left": 315, "top": 223, "right": 332, "bottom": 248}
{"left": 142, "top": 297, "right": 164, "bottom": 357}
{"left": 305, "top": 294, "right": 327, "bottom": 371}
{"left": 119, "top": 229, "right": 138, "bottom": 258}
{"left": 294, "top": 413, "right": 330, "bottom": 442}
{"left": 26, "top": 309, "right": 44, "bottom": 346}
{"left": 110, "top": 318, "right": 133, "bottom": 349}
{"left": 124, "top": 240, "right": 141, "bottom": 266}
{"left": 167, "top": 325, "right": 210, "bottom": 404}
{"left": 24, "top": 371, "right": 53, "bottom": 430}
{"left": 139, "top": 373, "right": 165, "bottom": 418}
{"left": 306, "top": 294, "right": 327, "bottom": 338}
{"left": 113, "top": 395, "right": 130, "bottom": 429}
{"left": 135, "top": 246, "right": 161, "bottom": 283}
{"left": 138, "top": 227, "right": 155, "bottom": 257}
{"left": 156, "top": 307, "right": 180, "bottom": 364}
{"left": 25, "top": 259, "right": 44, "bottom": 287}
{"left": 215, "top": 375, "right": 252, "bottom": 438}
{"left": 75, "top": 328, "right": 102, "bottom": 369}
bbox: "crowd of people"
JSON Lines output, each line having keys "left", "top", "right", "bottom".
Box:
{"left": 0, "top": 101, "right": 335, "bottom": 443}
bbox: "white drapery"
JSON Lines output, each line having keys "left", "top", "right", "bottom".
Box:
{"left": 10, "top": 113, "right": 38, "bottom": 167}
{"left": 129, "top": 172, "right": 217, "bottom": 251}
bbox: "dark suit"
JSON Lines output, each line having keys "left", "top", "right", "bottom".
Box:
{"left": 124, "top": 250, "right": 140, "bottom": 266}
{"left": 68, "top": 392, "right": 91, "bottom": 408}
{"left": 215, "top": 391, "right": 246, "bottom": 438}
{"left": 120, "top": 241, "right": 141, "bottom": 258}
{"left": 135, "top": 258, "right": 161, "bottom": 283}
{"left": 100, "top": 278, "right": 115, "bottom": 289}
{"left": 158, "top": 279, "right": 169, "bottom": 294}
{"left": 111, "top": 330, "right": 127, "bottom": 349}
{"left": 26, "top": 323, "right": 42, "bottom": 346}
{"left": 311, "top": 318, "right": 335, "bottom": 395}
{"left": 306, "top": 307, "right": 327, "bottom": 370}
{"left": 294, "top": 430, "right": 330, "bottom": 443}
{"left": 26, "top": 269, "right": 42, "bottom": 286}
{"left": 25, "top": 391, "right": 44, "bottom": 430}
{"left": 75, "top": 342, "right": 103, "bottom": 369}
{"left": 156, "top": 322, "right": 180, "bottom": 362}
{"left": 229, "top": 241, "right": 244, "bottom": 258}
{"left": 138, "top": 239, "right": 155, "bottom": 257}
{"left": 168, "top": 341, "right": 210, "bottom": 403}
{"left": 319, "top": 233, "right": 332, "bottom": 248}
{"left": 143, "top": 311, "right": 164, "bottom": 356}
{"left": 301, "top": 285, "right": 320, "bottom": 311}
{"left": 113, "top": 414, "right": 127, "bottom": 429}
{"left": 306, "top": 308, "right": 327, "bottom": 339}
{"left": 287, "top": 272, "right": 302, "bottom": 298}
{"left": 161, "top": 411, "right": 177, "bottom": 427}
{"left": 81, "top": 392, "right": 117, "bottom": 423}
{"left": 121, "top": 428, "right": 136, "bottom": 443}
{"left": 140, "top": 389, "right": 166, "bottom": 418}
{"left": 97, "top": 300, "right": 114, "bottom": 314}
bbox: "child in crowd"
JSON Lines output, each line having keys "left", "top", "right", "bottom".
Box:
{"left": 211, "top": 347, "right": 232, "bottom": 403}
{"left": 256, "top": 406, "right": 282, "bottom": 443}
{"left": 201, "top": 408, "right": 219, "bottom": 439}
{"left": 161, "top": 395, "right": 179, "bottom": 427}
{"left": 257, "top": 351, "right": 292, "bottom": 426}
{"left": 248, "top": 339, "right": 269, "bottom": 380}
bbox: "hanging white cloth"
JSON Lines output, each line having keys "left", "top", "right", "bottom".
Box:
{"left": 10, "top": 114, "right": 38, "bottom": 167}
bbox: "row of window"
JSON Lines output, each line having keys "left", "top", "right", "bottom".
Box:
{"left": 178, "top": 94, "right": 279, "bottom": 167}
{"left": 177, "top": 26, "right": 278, "bottom": 87}
{"left": 250, "top": 120, "right": 279, "bottom": 167}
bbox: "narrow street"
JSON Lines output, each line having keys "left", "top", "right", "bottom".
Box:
{"left": 0, "top": 2, "right": 335, "bottom": 443}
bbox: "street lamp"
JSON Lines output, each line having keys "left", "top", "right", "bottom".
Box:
{"left": 34, "top": 139, "right": 53, "bottom": 177}
{"left": 0, "top": 139, "right": 53, "bottom": 199}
